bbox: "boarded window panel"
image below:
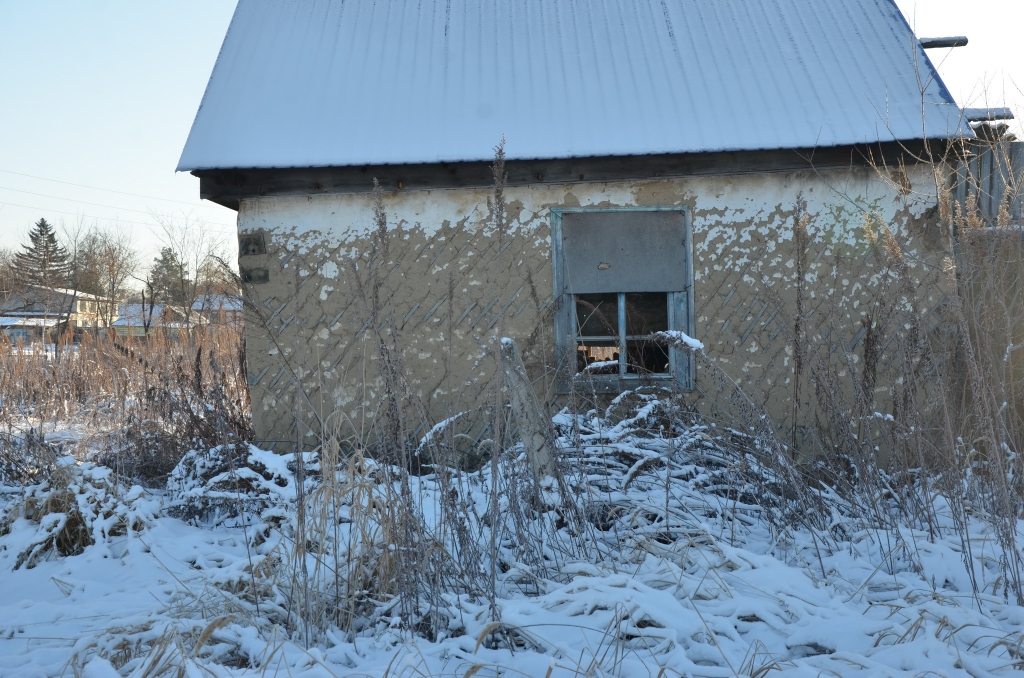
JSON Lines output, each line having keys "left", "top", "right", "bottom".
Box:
{"left": 561, "top": 210, "right": 687, "bottom": 293}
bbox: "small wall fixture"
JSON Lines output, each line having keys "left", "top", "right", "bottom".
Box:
{"left": 241, "top": 268, "right": 269, "bottom": 284}
{"left": 238, "top": 231, "right": 266, "bottom": 256}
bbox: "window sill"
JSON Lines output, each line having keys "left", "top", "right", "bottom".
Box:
{"left": 562, "top": 373, "right": 688, "bottom": 395}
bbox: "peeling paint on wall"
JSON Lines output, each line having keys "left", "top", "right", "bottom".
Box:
{"left": 237, "top": 165, "right": 949, "bottom": 447}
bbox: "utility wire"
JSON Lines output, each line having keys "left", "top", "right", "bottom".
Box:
{"left": 0, "top": 168, "right": 218, "bottom": 207}
{"left": 0, "top": 200, "right": 235, "bottom": 230}
{"left": 0, "top": 185, "right": 231, "bottom": 225}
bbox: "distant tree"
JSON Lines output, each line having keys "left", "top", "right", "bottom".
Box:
{"left": 0, "top": 247, "right": 14, "bottom": 287}
{"left": 12, "top": 218, "right": 70, "bottom": 289}
{"left": 195, "top": 259, "right": 239, "bottom": 301}
{"left": 61, "top": 222, "right": 139, "bottom": 309}
{"left": 151, "top": 216, "right": 225, "bottom": 327}
{"left": 149, "top": 246, "right": 192, "bottom": 305}
{"left": 93, "top": 226, "right": 139, "bottom": 325}
{"left": 0, "top": 247, "right": 16, "bottom": 311}
{"left": 67, "top": 229, "right": 105, "bottom": 297}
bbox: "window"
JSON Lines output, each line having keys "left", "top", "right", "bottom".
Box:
{"left": 575, "top": 292, "right": 672, "bottom": 375}
{"left": 551, "top": 207, "right": 694, "bottom": 392}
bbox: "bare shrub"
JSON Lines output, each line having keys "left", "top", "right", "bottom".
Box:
{"left": 0, "top": 427, "right": 60, "bottom": 485}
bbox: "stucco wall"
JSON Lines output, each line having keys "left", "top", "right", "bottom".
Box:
{"left": 236, "top": 165, "right": 950, "bottom": 453}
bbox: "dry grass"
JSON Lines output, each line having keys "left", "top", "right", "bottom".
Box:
{"left": 0, "top": 326, "right": 251, "bottom": 485}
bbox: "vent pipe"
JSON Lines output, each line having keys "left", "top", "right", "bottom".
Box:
{"left": 920, "top": 36, "right": 968, "bottom": 48}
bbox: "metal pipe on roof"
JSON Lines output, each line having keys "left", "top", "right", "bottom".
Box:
{"left": 964, "top": 108, "right": 1015, "bottom": 122}
{"left": 920, "top": 36, "right": 968, "bottom": 48}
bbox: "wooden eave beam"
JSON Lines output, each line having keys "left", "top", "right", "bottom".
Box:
{"left": 194, "top": 139, "right": 947, "bottom": 211}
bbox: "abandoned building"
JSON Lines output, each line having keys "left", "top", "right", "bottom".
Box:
{"left": 178, "top": 0, "right": 1001, "bottom": 450}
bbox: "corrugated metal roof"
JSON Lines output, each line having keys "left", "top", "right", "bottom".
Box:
{"left": 177, "top": 0, "right": 970, "bottom": 171}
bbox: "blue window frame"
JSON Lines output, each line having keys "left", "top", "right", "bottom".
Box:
{"left": 550, "top": 206, "right": 695, "bottom": 393}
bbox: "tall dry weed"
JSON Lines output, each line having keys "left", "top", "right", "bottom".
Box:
{"left": 695, "top": 136, "right": 1024, "bottom": 601}
{"left": 0, "top": 326, "right": 251, "bottom": 484}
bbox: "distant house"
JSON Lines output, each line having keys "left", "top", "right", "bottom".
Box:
{"left": 112, "top": 303, "right": 204, "bottom": 338}
{"left": 0, "top": 286, "right": 110, "bottom": 342}
{"left": 0, "top": 316, "right": 58, "bottom": 343}
{"left": 191, "top": 294, "right": 243, "bottom": 328}
{"left": 179, "top": 0, "right": 982, "bottom": 448}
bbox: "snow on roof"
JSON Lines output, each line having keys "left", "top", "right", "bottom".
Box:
{"left": 178, "top": 0, "right": 970, "bottom": 172}
{"left": 43, "top": 287, "right": 108, "bottom": 302}
{"left": 111, "top": 304, "right": 166, "bottom": 327}
{"left": 0, "top": 316, "right": 58, "bottom": 328}
{"left": 112, "top": 304, "right": 208, "bottom": 328}
{"left": 192, "top": 294, "right": 243, "bottom": 312}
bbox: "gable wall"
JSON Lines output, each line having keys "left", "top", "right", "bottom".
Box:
{"left": 236, "top": 165, "right": 950, "bottom": 453}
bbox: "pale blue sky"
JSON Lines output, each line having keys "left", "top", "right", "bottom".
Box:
{"left": 0, "top": 0, "right": 1020, "bottom": 267}
{"left": 0, "top": 1, "right": 238, "bottom": 261}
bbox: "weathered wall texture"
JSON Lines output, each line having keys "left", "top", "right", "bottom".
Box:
{"left": 236, "top": 165, "right": 950, "bottom": 452}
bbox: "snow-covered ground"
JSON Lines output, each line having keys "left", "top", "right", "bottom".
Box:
{"left": 2, "top": 394, "right": 1024, "bottom": 677}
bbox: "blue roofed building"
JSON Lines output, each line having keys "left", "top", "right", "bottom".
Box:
{"left": 178, "top": 0, "right": 989, "bottom": 449}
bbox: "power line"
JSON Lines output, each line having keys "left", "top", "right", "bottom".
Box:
{"left": 0, "top": 185, "right": 232, "bottom": 225}
{"left": 0, "top": 200, "right": 235, "bottom": 230}
{"left": 0, "top": 168, "right": 220, "bottom": 207}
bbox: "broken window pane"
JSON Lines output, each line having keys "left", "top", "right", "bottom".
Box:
{"left": 625, "top": 340, "right": 670, "bottom": 374}
{"left": 625, "top": 293, "right": 669, "bottom": 374}
{"left": 574, "top": 292, "right": 671, "bottom": 376}
{"left": 577, "top": 340, "right": 619, "bottom": 373}
{"left": 575, "top": 293, "right": 618, "bottom": 337}
{"left": 624, "top": 292, "right": 668, "bottom": 336}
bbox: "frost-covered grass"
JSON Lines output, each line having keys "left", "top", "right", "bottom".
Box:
{"left": 3, "top": 392, "right": 1024, "bottom": 677}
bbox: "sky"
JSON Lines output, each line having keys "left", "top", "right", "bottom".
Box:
{"left": 0, "top": 0, "right": 1021, "bottom": 272}
{"left": 895, "top": 0, "right": 1024, "bottom": 128}
{"left": 0, "top": 1, "right": 239, "bottom": 266}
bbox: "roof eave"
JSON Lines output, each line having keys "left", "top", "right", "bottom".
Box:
{"left": 192, "top": 139, "right": 959, "bottom": 211}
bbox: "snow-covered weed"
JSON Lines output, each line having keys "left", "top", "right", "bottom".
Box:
{"left": 166, "top": 444, "right": 315, "bottom": 531}
{"left": 5, "top": 389, "right": 1024, "bottom": 675}
{"left": 0, "top": 392, "right": 961, "bottom": 675}
{"left": 0, "top": 457, "right": 157, "bottom": 571}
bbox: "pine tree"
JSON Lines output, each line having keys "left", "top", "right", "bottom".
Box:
{"left": 149, "top": 247, "right": 191, "bottom": 305}
{"left": 12, "top": 219, "right": 70, "bottom": 289}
